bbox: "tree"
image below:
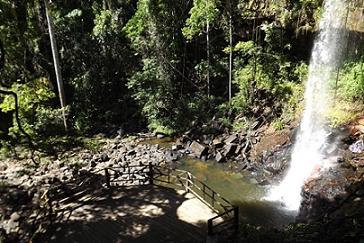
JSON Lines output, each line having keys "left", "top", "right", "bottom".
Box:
{"left": 183, "top": 0, "right": 220, "bottom": 98}
{"left": 124, "top": 0, "right": 194, "bottom": 133}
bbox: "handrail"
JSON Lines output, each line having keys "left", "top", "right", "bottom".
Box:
{"left": 150, "top": 164, "right": 239, "bottom": 239}
{"left": 41, "top": 163, "right": 239, "bottom": 241}
{"left": 207, "top": 207, "right": 239, "bottom": 237}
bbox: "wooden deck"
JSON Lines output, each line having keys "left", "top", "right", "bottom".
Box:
{"left": 38, "top": 185, "right": 217, "bottom": 243}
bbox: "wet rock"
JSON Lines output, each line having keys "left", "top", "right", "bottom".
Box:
{"left": 349, "top": 140, "right": 364, "bottom": 153}
{"left": 224, "top": 134, "right": 238, "bottom": 144}
{"left": 235, "top": 145, "right": 242, "bottom": 155}
{"left": 223, "top": 144, "right": 237, "bottom": 157}
{"left": 156, "top": 132, "right": 166, "bottom": 139}
{"left": 298, "top": 167, "right": 355, "bottom": 221}
{"left": 171, "top": 144, "right": 183, "bottom": 151}
{"left": 215, "top": 152, "right": 225, "bottom": 163}
{"left": 212, "top": 138, "right": 223, "bottom": 148}
{"left": 10, "top": 212, "right": 20, "bottom": 222}
{"left": 189, "top": 141, "right": 208, "bottom": 158}
{"left": 165, "top": 151, "right": 179, "bottom": 162}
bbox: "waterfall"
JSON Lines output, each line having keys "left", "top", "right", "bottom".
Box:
{"left": 266, "top": 0, "right": 348, "bottom": 211}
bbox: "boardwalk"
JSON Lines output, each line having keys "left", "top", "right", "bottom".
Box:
{"left": 39, "top": 185, "right": 217, "bottom": 243}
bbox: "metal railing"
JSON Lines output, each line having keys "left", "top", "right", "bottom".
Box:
{"left": 40, "top": 163, "right": 239, "bottom": 240}
{"left": 150, "top": 165, "right": 239, "bottom": 238}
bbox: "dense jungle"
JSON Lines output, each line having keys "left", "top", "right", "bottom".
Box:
{"left": 1, "top": 0, "right": 364, "bottom": 242}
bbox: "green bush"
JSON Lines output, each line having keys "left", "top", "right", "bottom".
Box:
{"left": 336, "top": 60, "right": 364, "bottom": 102}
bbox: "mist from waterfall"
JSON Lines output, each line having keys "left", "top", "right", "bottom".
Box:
{"left": 266, "top": 0, "right": 348, "bottom": 211}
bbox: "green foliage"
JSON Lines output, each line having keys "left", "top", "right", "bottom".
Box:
{"left": 182, "top": 0, "right": 220, "bottom": 40}
{"left": 122, "top": 0, "right": 148, "bottom": 41}
{"left": 272, "top": 118, "right": 285, "bottom": 131}
{"left": 325, "top": 59, "right": 364, "bottom": 127}
{"left": 124, "top": 0, "right": 201, "bottom": 134}
{"left": 336, "top": 60, "right": 364, "bottom": 102}
{"left": 232, "top": 118, "right": 249, "bottom": 132}
{"left": 0, "top": 0, "right": 362, "bottom": 141}
{"left": 234, "top": 41, "right": 255, "bottom": 54}
{"left": 326, "top": 101, "right": 363, "bottom": 127}
{"left": 0, "top": 78, "right": 65, "bottom": 138}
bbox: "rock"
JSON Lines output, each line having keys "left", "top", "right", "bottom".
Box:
{"left": 10, "top": 212, "right": 20, "bottom": 222}
{"left": 354, "top": 197, "right": 361, "bottom": 202}
{"left": 0, "top": 164, "right": 8, "bottom": 171}
{"left": 215, "top": 152, "right": 225, "bottom": 163}
{"left": 171, "top": 144, "right": 183, "bottom": 151}
{"left": 212, "top": 138, "right": 223, "bottom": 148}
{"left": 165, "top": 151, "right": 179, "bottom": 162}
{"left": 250, "top": 137, "right": 258, "bottom": 144}
{"left": 189, "top": 141, "right": 208, "bottom": 158}
{"left": 251, "top": 121, "right": 260, "bottom": 129}
{"left": 358, "top": 117, "right": 364, "bottom": 125}
{"left": 349, "top": 123, "right": 364, "bottom": 136}
{"left": 349, "top": 140, "right": 364, "bottom": 153}
{"left": 235, "top": 145, "right": 242, "bottom": 155}
{"left": 224, "top": 134, "right": 238, "bottom": 144}
{"left": 200, "top": 155, "right": 208, "bottom": 161}
{"left": 90, "top": 161, "right": 96, "bottom": 168}
{"left": 58, "top": 161, "right": 65, "bottom": 168}
{"left": 99, "top": 153, "right": 109, "bottom": 162}
{"left": 223, "top": 144, "right": 238, "bottom": 157}
{"left": 127, "top": 150, "right": 136, "bottom": 156}
{"left": 156, "top": 132, "right": 166, "bottom": 139}
{"left": 178, "top": 135, "right": 190, "bottom": 144}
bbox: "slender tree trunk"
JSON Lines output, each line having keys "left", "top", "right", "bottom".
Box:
{"left": 44, "top": 0, "right": 67, "bottom": 131}
{"left": 206, "top": 18, "right": 210, "bottom": 98}
{"left": 228, "top": 1, "right": 233, "bottom": 102}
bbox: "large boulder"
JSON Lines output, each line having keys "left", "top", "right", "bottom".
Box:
{"left": 223, "top": 143, "right": 238, "bottom": 157}
{"left": 215, "top": 152, "right": 225, "bottom": 163}
{"left": 189, "top": 141, "right": 208, "bottom": 158}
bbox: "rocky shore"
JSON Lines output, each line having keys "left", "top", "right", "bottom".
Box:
{"left": 1, "top": 117, "right": 364, "bottom": 242}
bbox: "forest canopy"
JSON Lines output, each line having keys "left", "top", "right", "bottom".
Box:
{"left": 0, "top": 0, "right": 363, "bottom": 144}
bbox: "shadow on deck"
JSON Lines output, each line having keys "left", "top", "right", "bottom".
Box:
{"left": 36, "top": 185, "right": 207, "bottom": 243}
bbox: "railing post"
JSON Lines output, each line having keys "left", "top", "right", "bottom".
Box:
{"left": 149, "top": 163, "right": 154, "bottom": 185}
{"left": 202, "top": 184, "right": 206, "bottom": 200}
{"left": 212, "top": 191, "right": 215, "bottom": 208}
{"left": 104, "top": 168, "right": 110, "bottom": 188}
{"left": 234, "top": 207, "right": 239, "bottom": 235}
{"left": 207, "top": 218, "right": 213, "bottom": 236}
{"left": 186, "top": 172, "right": 191, "bottom": 193}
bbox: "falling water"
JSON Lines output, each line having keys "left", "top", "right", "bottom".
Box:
{"left": 266, "top": 0, "right": 348, "bottom": 211}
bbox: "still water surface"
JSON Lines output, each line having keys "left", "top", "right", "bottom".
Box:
{"left": 178, "top": 158, "right": 296, "bottom": 228}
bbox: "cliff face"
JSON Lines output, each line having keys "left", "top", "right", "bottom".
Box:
{"left": 345, "top": 2, "right": 364, "bottom": 58}
{"left": 348, "top": 1, "right": 364, "bottom": 33}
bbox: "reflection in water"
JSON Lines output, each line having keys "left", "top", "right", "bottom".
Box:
{"left": 178, "top": 159, "right": 296, "bottom": 228}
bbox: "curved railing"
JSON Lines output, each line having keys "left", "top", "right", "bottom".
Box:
{"left": 37, "top": 163, "right": 239, "bottom": 241}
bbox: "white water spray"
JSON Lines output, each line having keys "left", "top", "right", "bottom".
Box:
{"left": 266, "top": 0, "right": 348, "bottom": 211}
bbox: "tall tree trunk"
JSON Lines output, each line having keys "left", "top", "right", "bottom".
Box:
{"left": 206, "top": 18, "right": 210, "bottom": 98}
{"left": 44, "top": 0, "right": 67, "bottom": 131}
{"left": 228, "top": 0, "right": 233, "bottom": 102}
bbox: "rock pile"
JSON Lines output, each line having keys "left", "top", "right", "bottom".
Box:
{"left": 174, "top": 130, "right": 263, "bottom": 164}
